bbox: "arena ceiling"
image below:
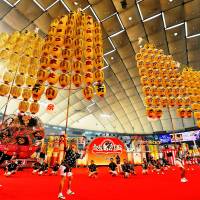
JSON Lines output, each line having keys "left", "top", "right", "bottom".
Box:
{"left": 0, "top": 0, "right": 200, "bottom": 134}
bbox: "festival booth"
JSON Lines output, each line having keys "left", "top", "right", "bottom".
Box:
{"left": 86, "top": 137, "right": 127, "bottom": 166}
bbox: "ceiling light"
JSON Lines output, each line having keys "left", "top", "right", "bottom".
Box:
{"left": 169, "top": 0, "right": 173, "bottom": 2}
{"left": 143, "top": 13, "right": 161, "bottom": 23}
{"left": 111, "top": 56, "right": 114, "bottom": 60}
{"left": 174, "top": 32, "right": 178, "bottom": 36}
{"left": 74, "top": 1, "right": 78, "bottom": 5}
{"left": 128, "top": 16, "right": 132, "bottom": 21}
{"left": 139, "top": 45, "right": 142, "bottom": 48}
{"left": 101, "top": 114, "right": 111, "bottom": 118}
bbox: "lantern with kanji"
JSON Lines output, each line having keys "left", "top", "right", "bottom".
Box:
{"left": 84, "top": 72, "right": 93, "bottom": 86}
{"left": 60, "top": 59, "right": 71, "bottom": 73}
{"left": 37, "top": 69, "right": 49, "bottom": 83}
{"left": 72, "top": 73, "right": 82, "bottom": 87}
{"left": 30, "top": 102, "right": 40, "bottom": 114}
{"left": 45, "top": 86, "right": 58, "bottom": 100}
{"left": 95, "top": 83, "right": 106, "bottom": 97}
{"left": 59, "top": 74, "right": 70, "bottom": 88}
{"left": 83, "top": 86, "right": 94, "bottom": 100}
{"left": 32, "top": 83, "right": 45, "bottom": 101}
{"left": 47, "top": 72, "right": 59, "bottom": 85}
{"left": 94, "top": 70, "right": 104, "bottom": 83}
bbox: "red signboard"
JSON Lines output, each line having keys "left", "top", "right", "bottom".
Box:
{"left": 87, "top": 137, "right": 127, "bottom": 165}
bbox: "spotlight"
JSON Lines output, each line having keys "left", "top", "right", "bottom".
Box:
{"left": 120, "top": 0, "right": 127, "bottom": 9}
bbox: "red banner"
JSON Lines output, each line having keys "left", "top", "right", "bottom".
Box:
{"left": 87, "top": 137, "right": 127, "bottom": 165}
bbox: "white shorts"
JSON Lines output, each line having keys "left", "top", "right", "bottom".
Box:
{"left": 60, "top": 165, "right": 73, "bottom": 177}
{"left": 175, "top": 159, "right": 184, "bottom": 168}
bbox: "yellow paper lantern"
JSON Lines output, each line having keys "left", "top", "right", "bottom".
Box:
{"left": 59, "top": 74, "right": 70, "bottom": 88}
{"left": 72, "top": 73, "right": 83, "bottom": 87}
{"left": 84, "top": 59, "right": 93, "bottom": 72}
{"left": 22, "top": 88, "right": 32, "bottom": 101}
{"left": 18, "top": 101, "right": 29, "bottom": 113}
{"left": 15, "top": 74, "right": 25, "bottom": 86}
{"left": 26, "top": 77, "right": 36, "bottom": 87}
{"left": 37, "top": 69, "right": 49, "bottom": 83}
{"left": 0, "top": 84, "right": 10, "bottom": 96}
{"left": 40, "top": 56, "right": 49, "bottom": 69}
{"left": 32, "top": 83, "right": 45, "bottom": 101}
{"left": 84, "top": 72, "right": 93, "bottom": 86}
{"left": 73, "top": 60, "right": 83, "bottom": 73}
{"left": 3, "top": 71, "right": 14, "bottom": 84}
{"left": 47, "top": 72, "right": 59, "bottom": 85}
{"left": 83, "top": 86, "right": 94, "bottom": 100}
{"left": 95, "top": 83, "right": 106, "bottom": 97}
{"left": 10, "top": 86, "right": 22, "bottom": 98}
{"left": 30, "top": 102, "right": 40, "bottom": 114}
{"left": 45, "top": 86, "right": 58, "bottom": 100}
{"left": 60, "top": 59, "right": 71, "bottom": 73}
{"left": 94, "top": 70, "right": 104, "bottom": 83}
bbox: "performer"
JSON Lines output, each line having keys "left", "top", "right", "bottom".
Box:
{"left": 142, "top": 158, "right": 148, "bottom": 174}
{"left": 51, "top": 161, "right": 60, "bottom": 175}
{"left": 174, "top": 147, "right": 188, "bottom": 183}
{"left": 58, "top": 141, "right": 85, "bottom": 199}
{"left": 4, "top": 159, "right": 18, "bottom": 177}
{"left": 108, "top": 158, "right": 118, "bottom": 176}
{"left": 88, "top": 160, "right": 98, "bottom": 178}
{"left": 38, "top": 160, "right": 48, "bottom": 175}
{"left": 129, "top": 161, "right": 136, "bottom": 175}
{"left": 116, "top": 154, "right": 121, "bottom": 173}
{"left": 121, "top": 159, "right": 130, "bottom": 178}
{"left": 32, "top": 159, "right": 41, "bottom": 174}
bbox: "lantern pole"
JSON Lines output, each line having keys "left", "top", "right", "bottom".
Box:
{"left": 65, "top": 66, "right": 73, "bottom": 134}
{"left": 167, "top": 106, "right": 177, "bottom": 146}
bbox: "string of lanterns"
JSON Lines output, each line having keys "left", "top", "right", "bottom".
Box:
{"left": 33, "top": 10, "right": 106, "bottom": 103}
{"left": 0, "top": 10, "right": 106, "bottom": 116}
{"left": 136, "top": 43, "right": 200, "bottom": 128}
{"left": 0, "top": 30, "right": 44, "bottom": 114}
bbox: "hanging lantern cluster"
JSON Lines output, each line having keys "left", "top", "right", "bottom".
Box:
{"left": 136, "top": 43, "right": 200, "bottom": 127}
{"left": 0, "top": 30, "right": 44, "bottom": 114}
{"left": 34, "top": 10, "right": 106, "bottom": 102}
{"left": 181, "top": 68, "right": 200, "bottom": 126}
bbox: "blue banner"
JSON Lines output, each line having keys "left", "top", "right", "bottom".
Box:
{"left": 158, "top": 134, "right": 171, "bottom": 144}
